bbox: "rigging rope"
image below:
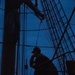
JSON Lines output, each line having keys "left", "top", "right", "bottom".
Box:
{"left": 24, "top": 5, "right": 28, "bottom": 75}
{"left": 36, "top": 21, "right": 42, "bottom": 46}
{"left": 35, "top": 20, "right": 52, "bottom": 47}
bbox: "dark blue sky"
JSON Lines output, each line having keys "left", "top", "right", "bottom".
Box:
{"left": 0, "top": 0, "right": 75, "bottom": 75}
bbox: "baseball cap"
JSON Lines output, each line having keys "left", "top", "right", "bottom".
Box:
{"left": 32, "top": 46, "right": 41, "bottom": 53}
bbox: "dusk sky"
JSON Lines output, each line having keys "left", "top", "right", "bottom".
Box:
{"left": 0, "top": 0, "right": 75, "bottom": 75}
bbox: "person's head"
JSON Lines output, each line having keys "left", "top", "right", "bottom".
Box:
{"left": 32, "top": 46, "right": 41, "bottom": 57}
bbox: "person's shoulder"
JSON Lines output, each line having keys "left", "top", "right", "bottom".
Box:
{"left": 40, "top": 53, "right": 50, "bottom": 59}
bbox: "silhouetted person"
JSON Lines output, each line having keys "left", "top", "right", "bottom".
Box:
{"left": 30, "top": 46, "right": 58, "bottom": 75}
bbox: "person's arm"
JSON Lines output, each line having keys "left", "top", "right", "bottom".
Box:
{"left": 30, "top": 54, "right": 36, "bottom": 68}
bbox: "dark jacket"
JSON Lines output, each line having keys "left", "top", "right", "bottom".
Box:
{"left": 30, "top": 53, "right": 58, "bottom": 75}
